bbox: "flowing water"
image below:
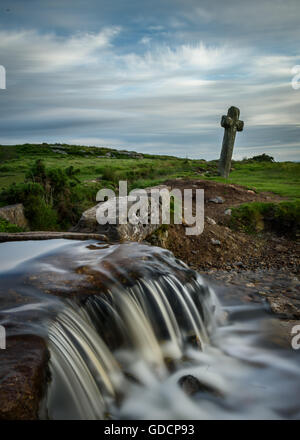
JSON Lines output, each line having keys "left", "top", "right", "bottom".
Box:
{"left": 0, "top": 239, "right": 299, "bottom": 419}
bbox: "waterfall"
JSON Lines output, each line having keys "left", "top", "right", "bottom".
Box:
{"left": 47, "top": 270, "right": 220, "bottom": 420}
{"left": 1, "top": 239, "right": 299, "bottom": 420}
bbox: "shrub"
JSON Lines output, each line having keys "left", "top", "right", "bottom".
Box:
{"left": 0, "top": 218, "right": 24, "bottom": 232}
{"left": 250, "top": 154, "right": 275, "bottom": 162}
{"left": 0, "top": 160, "right": 92, "bottom": 230}
{"left": 230, "top": 201, "right": 300, "bottom": 238}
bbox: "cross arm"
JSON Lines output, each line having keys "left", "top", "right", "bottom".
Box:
{"left": 236, "top": 120, "right": 244, "bottom": 132}
{"left": 221, "top": 115, "right": 233, "bottom": 128}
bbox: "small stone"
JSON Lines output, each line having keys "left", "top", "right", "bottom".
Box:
{"left": 211, "top": 238, "right": 221, "bottom": 245}
{"left": 234, "top": 261, "right": 244, "bottom": 267}
{"left": 224, "top": 209, "right": 232, "bottom": 215}
{"left": 246, "top": 283, "right": 255, "bottom": 287}
{"left": 208, "top": 196, "right": 225, "bottom": 204}
{"left": 178, "top": 375, "right": 216, "bottom": 396}
{"left": 247, "top": 190, "right": 255, "bottom": 194}
{"left": 206, "top": 216, "right": 216, "bottom": 225}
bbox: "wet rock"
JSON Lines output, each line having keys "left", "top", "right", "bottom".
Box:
{"left": 178, "top": 375, "right": 216, "bottom": 396}
{"left": 0, "top": 204, "right": 28, "bottom": 229}
{"left": 208, "top": 196, "right": 225, "bottom": 204}
{"left": 0, "top": 335, "right": 50, "bottom": 420}
{"left": 0, "top": 231, "right": 107, "bottom": 243}
{"left": 185, "top": 334, "right": 202, "bottom": 349}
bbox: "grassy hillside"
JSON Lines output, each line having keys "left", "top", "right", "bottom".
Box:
{"left": 211, "top": 161, "right": 300, "bottom": 200}
{"left": 0, "top": 143, "right": 204, "bottom": 191}
{"left": 0, "top": 143, "right": 299, "bottom": 231}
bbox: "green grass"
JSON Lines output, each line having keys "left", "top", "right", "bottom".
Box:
{"left": 208, "top": 161, "right": 300, "bottom": 200}
{"left": 0, "top": 143, "right": 299, "bottom": 231}
{"left": 0, "top": 218, "right": 25, "bottom": 233}
{"left": 0, "top": 144, "right": 209, "bottom": 192}
{"left": 1, "top": 144, "right": 298, "bottom": 199}
{"left": 230, "top": 201, "right": 300, "bottom": 238}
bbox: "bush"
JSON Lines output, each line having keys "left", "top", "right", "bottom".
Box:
{"left": 0, "top": 182, "right": 59, "bottom": 230}
{"left": 0, "top": 218, "right": 24, "bottom": 232}
{"left": 24, "top": 195, "right": 58, "bottom": 230}
{"left": 230, "top": 201, "right": 300, "bottom": 238}
{"left": 0, "top": 160, "right": 94, "bottom": 230}
{"left": 250, "top": 154, "right": 274, "bottom": 162}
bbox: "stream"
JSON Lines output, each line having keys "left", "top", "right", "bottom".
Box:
{"left": 0, "top": 239, "right": 299, "bottom": 419}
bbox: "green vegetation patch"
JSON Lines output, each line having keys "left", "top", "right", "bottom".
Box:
{"left": 0, "top": 218, "right": 25, "bottom": 233}
{"left": 211, "top": 161, "right": 300, "bottom": 200}
{"left": 230, "top": 201, "right": 300, "bottom": 238}
{"left": 0, "top": 145, "right": 299, "bottom": 231}
{"left": 0, "top": 160, "right": 98, "bottom": 230}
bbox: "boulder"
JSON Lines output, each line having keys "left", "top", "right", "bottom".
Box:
{"left": 0, "top": 335, "right": 49, "bottom": 420}
{"left": 71, "top": 185, "right": 172, "bottom": 242}
{"left": 0, "top": 204, "right": 28, "bottom": 228}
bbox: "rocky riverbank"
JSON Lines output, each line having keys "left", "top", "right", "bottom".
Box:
{"left": 151, "top": 179, "right": 299, "bottom": 324}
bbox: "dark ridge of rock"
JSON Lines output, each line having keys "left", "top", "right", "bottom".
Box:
{"left": 0, "top": 335, "right": 50, "bottom": 420}
{"left": 0, "top": 204, "right": 28, "bottom": 229}
{"left": 0, "top": 231, "right": 108, "bottom": 242}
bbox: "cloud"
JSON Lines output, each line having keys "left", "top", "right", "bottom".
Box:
{"left": 0, "top": 1, "right": 299, "bottom": 161}
{"left": 0, "top": 27, "right": 121, "bottom": 73}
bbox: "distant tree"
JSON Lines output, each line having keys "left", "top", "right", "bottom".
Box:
{"left": 251, "top": 154, "right": 275, "bottom": 162}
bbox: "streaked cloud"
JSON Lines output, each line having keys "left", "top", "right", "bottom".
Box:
{"left": 0, "top": 0, "right": 299, "bottom": 160}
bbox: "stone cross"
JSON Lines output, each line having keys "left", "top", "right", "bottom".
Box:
{"left": 218, "top": 106, "right": 244, "bottom": 178}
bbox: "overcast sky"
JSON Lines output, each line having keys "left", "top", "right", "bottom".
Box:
{"left": 0, "top": 0, "right": 299, "bottom": 160}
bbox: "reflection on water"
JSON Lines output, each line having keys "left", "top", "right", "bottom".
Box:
{"left": 0, "top": 239, "right": 299, "bottom": 419}
{"left": 0, "top": 239, "right": 81, "bottom": 273}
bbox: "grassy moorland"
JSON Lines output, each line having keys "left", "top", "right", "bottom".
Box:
{"left": 212, "top": 161, "right": 300, "bottom": 200}
{"left": 0, "top": 143, "right": 299, "bottom": 231}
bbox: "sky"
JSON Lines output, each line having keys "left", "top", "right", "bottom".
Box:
{"left": 0, "top": 0, "right": 299, "bottom": 160}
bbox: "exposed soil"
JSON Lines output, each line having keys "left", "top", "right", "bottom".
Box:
{"left": 158, "top": 179, "right": 299, "bottom": 323}
{"left": 162, "top": 179, "right": 298, "bottom": 273}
